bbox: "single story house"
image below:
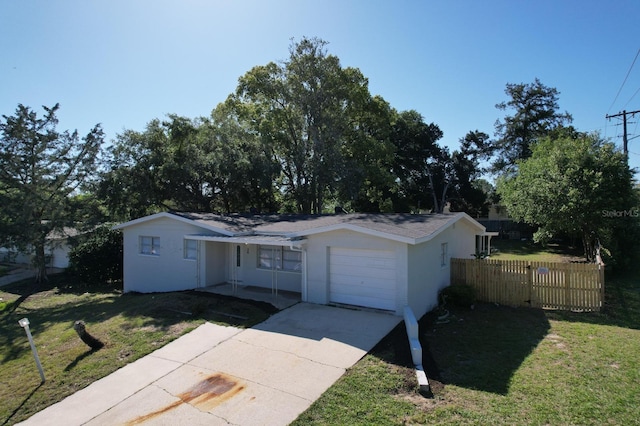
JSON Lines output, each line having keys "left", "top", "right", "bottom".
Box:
{"left": 114, "top": 212, "right": 496, "bottom": 318}
{"left": 0, "top": 227, "right": 79, "bottom": 269}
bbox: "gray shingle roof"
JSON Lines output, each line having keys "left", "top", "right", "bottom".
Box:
{"left": 174, "top": 212, "right": 483, "bottom": 242}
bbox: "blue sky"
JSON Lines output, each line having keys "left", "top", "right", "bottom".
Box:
{"left": 2, "top": 0, "right": 640, "bottom": 175}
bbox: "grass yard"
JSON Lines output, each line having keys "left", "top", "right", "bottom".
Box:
{"left": 294, "top": 244, "right": 640, "bottom": 425}
{"left": 489, "top": 238, "right": 585, "bottom": 262}
{"left": 0, "top": 274, "right": 276, "bottom": 425}
{"left": 3, "top": 241, "right": 638, "bottom": 426}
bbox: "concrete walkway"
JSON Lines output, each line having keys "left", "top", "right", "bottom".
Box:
{"left": 18, "top": 303, "right": 400, "bottom": 426}
{"left": 0, "top": 266, "right": 64, "bottom": 287}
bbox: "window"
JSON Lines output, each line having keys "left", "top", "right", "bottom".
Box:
{"left": 184, "top": 239, "right": 197, "bottom": 260}
{"left": 441, "top": 242, "right": 448, "bottom": 267}
{"left": 258, "top": 246, "right": 301, "bottom": 272}
{"left": 140, "top": 236, "right": 160, "bottom": 256}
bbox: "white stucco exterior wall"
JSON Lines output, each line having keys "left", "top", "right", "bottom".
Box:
{"left": 407, "top": 219, "right": 477, "bottom": 318}
{"left": 304, "top": 229, "right": 408, "bottom": 315}
{"left": 48, "top": 242, "right": 71, "bottom": 268}
{"left": 202, "top": 241, "right": 225, "bottom": 287}
{"left": 121, "top": 217, "right": 214, "bottom": 293}
{"left": 230, "top": 244, "right": 302, "bottom": 293}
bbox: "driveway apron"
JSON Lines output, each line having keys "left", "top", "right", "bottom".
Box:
{"left": 18, "top": 303, "right": 401, "bottom": 426}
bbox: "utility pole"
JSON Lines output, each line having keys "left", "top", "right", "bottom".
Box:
{"left": 606, "top": 109, "right": 640, "bottom": 157}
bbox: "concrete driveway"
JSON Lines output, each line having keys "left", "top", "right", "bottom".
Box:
{"left": 18, "top": 303, "right": 400, "bottom": 426}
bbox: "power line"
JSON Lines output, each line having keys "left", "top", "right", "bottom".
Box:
{"left": 623, "top": 86, "right": 640, "bottom": 109}
{"left": 607, "top": 48, "right": 640, "bottom": 114}
{"left": 606, "top": 109, "right": 640, "bottom": 157}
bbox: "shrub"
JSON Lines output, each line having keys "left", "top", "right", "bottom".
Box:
{"left": 69, "top": 226, "right": 123, "bottom": 285}
{"left": 439, "top": 284, "right": 477, "bottom": 308}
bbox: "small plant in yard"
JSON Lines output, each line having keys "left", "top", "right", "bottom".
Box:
{"left": 439, "top": 284, "right": 477, "bottom": 308}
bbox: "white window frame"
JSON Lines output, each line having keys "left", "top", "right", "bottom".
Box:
{"left": 441, "top": 242, "right": 448, "bottom": 267}
{"left": 258, "top": 246, "right": 301, "bottom": 272}
{"left": 184, "top": 239, "right": 197, "bottom": 260}
{"left": 140, "top": 236, "right": 160, "bottom": 256}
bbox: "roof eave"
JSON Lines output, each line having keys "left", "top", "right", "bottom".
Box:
{"left": 292, "top": 223, "right": 416, "bottom": 244}
{"left": 113, "top": 212, "right": 235, "bottom": 236}
{"left": 412, "top": 213, "right": 487, "bottom": 245}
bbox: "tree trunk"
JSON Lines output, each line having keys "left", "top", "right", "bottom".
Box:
{"left": 440, "top": 182, "right": 450, "bottom": 214}
{"left": 425, "top": 164, "right": 441, "bottom": 213}
{"left": 73, "top": 321, "right": 104, "bottom": 350}
{"left": 582, "top": 231, "right": 598, "bottom": 263}
{"left": 33, "top": 240, "right": 48, "bottom": 284}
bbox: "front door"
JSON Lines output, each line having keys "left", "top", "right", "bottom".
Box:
{"left": 231, "top": 244, "right": 243, "bottom": 284}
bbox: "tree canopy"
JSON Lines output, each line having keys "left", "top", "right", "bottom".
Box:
{"left": 230, "top": 36, "right": 384, "bottom": 213}
{"left": 493, "top": 78, "right": 573, "bottom": 173}
{"left": 100, "top": 37, "right": 481, "bottom": 217}
{"left": 497, "top": 132, "right": 636, "bottom": 264}
{"left": 5, "top": 42, "right": 638, "bottom": 274}
{"left": 99, "top": 113, "right": 279, "bottom": 217}
{"left": 0, "top": 104, "right": 103, "bottom": 282}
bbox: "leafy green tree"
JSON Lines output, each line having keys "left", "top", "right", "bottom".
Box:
{"left": 99, "top": 112, "right": 279, "bottom": 218}
{"left": 205, "top": 103, "right": 280, "bottom": 213}
{"left": 0, "top": 104, "right": 103, "bottom": 282}
{"left": 497, "top": 132, "right": 635, "bottom": 264}
{"left": 99, "top": 119, "right": 172, "bottom": 219}
{"left": 447, "top": 131, "right": 493, "bottom": 216}
{"left": 390, "top": 110, "right": 444, "bottom": 212}
{"left": 231, "top": 37, "right": 377, "bottom": 213}
{"left": 337, "top": 95, "right": 396, "bottom": 212}
{"left": 493, "top": 78, "right": 573, "bottom": 172}
{"left": 389, "top": 116, "right": 490, "bottom": 215}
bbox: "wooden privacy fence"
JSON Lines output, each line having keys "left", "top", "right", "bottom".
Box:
{"left": 450, "top": 258, "right": 604, "bottom": 311}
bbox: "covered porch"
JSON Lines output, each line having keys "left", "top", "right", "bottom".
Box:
{"left": 476, "top": 231, "right": 500, "bottom": 257}
{"left": 186, "top": 234, "right": 306, "bottom": 308}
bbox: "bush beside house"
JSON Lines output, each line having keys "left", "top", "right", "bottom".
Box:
{"left": 69, "top": 226, "right": 123, "bottom": 285}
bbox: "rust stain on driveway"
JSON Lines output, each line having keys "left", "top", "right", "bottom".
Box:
{"left": 126, "top": 373, "right": 244, "bottom": 424}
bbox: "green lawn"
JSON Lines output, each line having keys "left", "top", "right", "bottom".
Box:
{"left": 0, "top": 274, "right": 275, "bottom": 425}
{"left": 488, "top": 238, "right": 585, "bottom": 262}
{"left": 294, "top": 244, "right": 640, "bottom": 425}
{"left": 3, "top": 245, "right": 639, "bottom": 426}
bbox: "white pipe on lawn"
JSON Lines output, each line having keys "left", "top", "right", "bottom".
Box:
{"left": 18, "top": 318, "right": 45, "bottom": 383}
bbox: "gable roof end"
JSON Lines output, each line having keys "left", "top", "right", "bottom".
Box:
{"left": 112, "top": 212, "right": 236, "bottom": 236}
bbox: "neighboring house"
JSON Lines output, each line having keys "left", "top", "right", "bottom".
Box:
{"left": 0, "top": 227, "right": 79, "bottom": 269}
{"left": 114, "top": 212, "right": 496, "bottom": 318}
{"left": 477, "top": 204, "right": 535, "bottom": 240}
{"left": 487, "top": 203, "right": 510, "bottom": 221}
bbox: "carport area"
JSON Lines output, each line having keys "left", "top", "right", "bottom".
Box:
{"left": 19, "top": 303, "right": 401, "bottom": 426}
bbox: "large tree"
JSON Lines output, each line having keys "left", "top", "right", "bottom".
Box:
{"left": 0, "top": 104, "right": 103, "bottom": 282}
{"left": 205, "top": 102, "right": 280, "bottom": 213}
{"left": 497, "top": 132, "right": 635, "bottom": 264}
{"left": 336, "top": 95, "right": 396, "bottom": 212}
{"left": 99, "top": 112, "right": 279, "bottom": 219}
{"left": 230, "top": 37, "right": 378, "bottom": 214}
{"left": 447, "top": 131, "right": 493, "bottom": 216}
{"left": 493, "top": 78, "right": 573, "bottom": 172}
{"left": 390, "top": 110, "right": 444, "bottom": 212}
{"left": 99, "top": 119, "right": 173, "bottom": 219}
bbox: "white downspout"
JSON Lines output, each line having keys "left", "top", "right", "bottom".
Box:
{"left": 196, "top": 240, "right": 201, "bottom": 288}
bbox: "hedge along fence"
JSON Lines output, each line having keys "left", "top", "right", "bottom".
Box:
{"left": 450, "top": 258, "right": 604, "bottom": 311}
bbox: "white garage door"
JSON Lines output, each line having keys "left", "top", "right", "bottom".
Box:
{"left": 329, "top": 247, "right": 396, "bottom": 311}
